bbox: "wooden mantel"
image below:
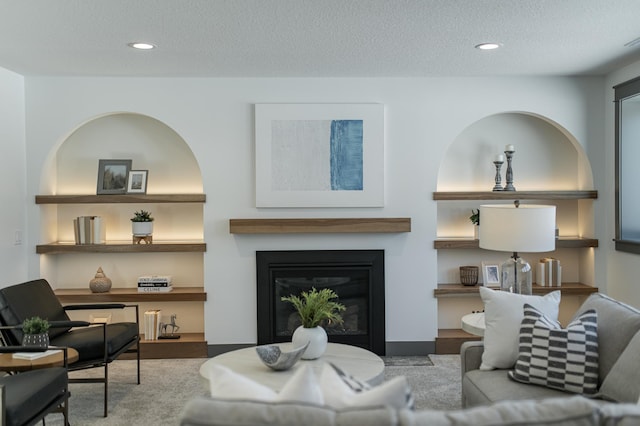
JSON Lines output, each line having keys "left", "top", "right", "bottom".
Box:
{"left": 229, "top": 218, "right": 411, "bottom": 234}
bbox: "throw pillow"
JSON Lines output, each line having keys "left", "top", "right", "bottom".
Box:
{"left": 509, "top": 303, "right": 598, "bottom": 395}
{"left": 479, "top": 287, "right": 561, "bottom": 370}
{"left": 319, "top": 363, "right": 412, "bottom": 410}
{"left": 599, "top": 330, "right": 640, "bottom": 403}
{"left": 208, "top": 364, "right": 277, "bottom": 401}
{"left": 277, "top": 365, "right": 324, "bottom": 405}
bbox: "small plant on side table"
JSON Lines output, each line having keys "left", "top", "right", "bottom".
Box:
{"left": 22, "top": 316, "right": 50, "bottom": 348}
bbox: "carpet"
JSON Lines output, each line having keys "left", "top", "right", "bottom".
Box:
{"left": 46, "top": 354, "right": 461, "bottom": 425}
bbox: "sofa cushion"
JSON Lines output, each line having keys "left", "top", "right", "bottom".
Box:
{"left": 509, "top": 304, "right": 598, "bottom": 395}
{"left": 571, "top": 293, "right": 640, "bottom": 384}
{"left": 407, "top": 395, "right": 600, "bottom": 426}
{"left": 598, "top": 330, "right": 640, "bottom": 403}
{"left": 208, "top": 364, "right": 277, "bottom": 401}
{"left": 463, "top": 369, "right": 570, "bottom": 407}
{"left": 479, "top": 287, "right": 561, "bottom": 370}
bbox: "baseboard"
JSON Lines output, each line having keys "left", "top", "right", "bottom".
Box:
{"left": 207, "top": 341, "right": 436, "bottom": 357}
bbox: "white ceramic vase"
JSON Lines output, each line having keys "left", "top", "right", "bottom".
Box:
{"left": 292, "top": 325, "right": 327, "bottom": 360}
{"left": 132, "top": 221, "right": 153, "bottom": 236}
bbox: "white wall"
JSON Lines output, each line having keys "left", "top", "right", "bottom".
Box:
{"left": 605, "top": 59, "right": 640, "bottom": 308}
{"left": 22, "top": 76, "right": 606, "bottom": 349}
{"left": 0, "top": 67, "right": 27, "bottom": 284}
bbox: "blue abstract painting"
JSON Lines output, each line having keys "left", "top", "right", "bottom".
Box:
{"left": 271, "top": 119, "right": 363, "bottom": 192}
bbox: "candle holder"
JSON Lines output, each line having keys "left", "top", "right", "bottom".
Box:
{"left": 504, "top": 149, "right": 516, "bottom": 191}
{"left": 492, "top": 160, "right": 504, "bottom": 191}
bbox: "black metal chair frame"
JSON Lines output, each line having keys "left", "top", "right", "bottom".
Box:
{"left": 0, "top": 304, "right": 140, "bottom": 418}
{"left": 0, "top": 330, "right": 70, "bottom": 426}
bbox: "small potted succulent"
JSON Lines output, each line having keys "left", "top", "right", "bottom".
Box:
{"left": 22, "top": 316, "right": 50, "bottom": 348}
{"left": 281, "top": 287, "right": 346, "bottom": 359}
{"left": 131, "top": 209, "right": 154, "bottom": 237}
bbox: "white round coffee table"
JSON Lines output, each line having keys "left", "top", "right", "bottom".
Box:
{"left": 200, "top": 343, "right": 385, "bottom": 391}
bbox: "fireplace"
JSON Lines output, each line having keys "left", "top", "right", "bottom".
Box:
{"left": 256, "top": 250, "right": 385, "bottom": 355}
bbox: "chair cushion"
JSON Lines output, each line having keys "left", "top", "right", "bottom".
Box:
{"left": 0, "top": 279, "right": 71, "bottom": 341}
{"left": 51, "top": 322, "right": 138, "bottom": 362}
{"left": 0, "top": 367, "right": 67, "bottom": 426}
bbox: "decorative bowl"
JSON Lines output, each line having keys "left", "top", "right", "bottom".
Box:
{"left": 255, "top": 342, "right": 310, "bottom": 371}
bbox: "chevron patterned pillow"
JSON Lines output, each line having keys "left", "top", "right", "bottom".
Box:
{"left": 509, "top": 303, "right": 598, "bottom": 395}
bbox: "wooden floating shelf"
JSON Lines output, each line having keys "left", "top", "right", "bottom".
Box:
{"left": 434, "top": 282, "right": 598, "bottom": 298}
{"left": 432, "top": 190, "right": 598, "bottom": 201}
{"left": 118, "top": 333, "right": 207, "bottom": 359}
{"left": 433, "top": 237, "right": 598, "bottom": 249}
{"left": 54, "top": 287, "right": 207, "bottom": 303}
{"left": 36, "top": 241, "right": 206, "bottom": 254}
{"left": 229, "top": 218, "right": 411, "bottom": 234}
{"left": 35, "top": 194, "right": 206, "bottom": 204}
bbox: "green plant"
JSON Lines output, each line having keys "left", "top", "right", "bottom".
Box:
{"left": 281, "top": 287, "right": 346, "bottom": 328}
{"left": 22, "top": 316, "right": 50, "bottom": 334}
{"left": 131, "top": 210, "right": 154, "bottom": 222}
{"left": 469, "top": 209, "right": 480, "bottom": 226}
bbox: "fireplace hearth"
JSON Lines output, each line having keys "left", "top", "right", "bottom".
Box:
{"left": 256, "top": 250, "right": 385, "bottom": 355}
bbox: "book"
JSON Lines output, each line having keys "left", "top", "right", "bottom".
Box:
{"left": 73, "top": 216, "right": 105, "bottom": 244}
{"left": 138, "top": 286, "right": 173, "bottom": 293}
{"left": 138, "top": 282, "right": 171, "bottom": 287}
{"left": 138, "top": 275, "right": 172, "bottom": 284}
{"left": 12, "top": 349, "right": 61, "bottom": 360}
{"left": 144, "top": 309, "right": 162, "bottom": 340}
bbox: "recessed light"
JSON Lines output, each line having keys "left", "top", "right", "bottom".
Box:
{"left": 475, "top": 43, "right": 501, "bottom": 50}
{"left": 128, "top": 42, "right": 156, "bottom": 50}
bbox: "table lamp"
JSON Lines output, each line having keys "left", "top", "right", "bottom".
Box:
{"left": 478, "top": 202, "right": 556, "bottom": 294}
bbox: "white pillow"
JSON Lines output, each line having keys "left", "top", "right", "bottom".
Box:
{"left": 319, "top": 363, "right": 411, "bottom": 410}
{"left": 277, "top": 365, "right": 324, "bottom": 405}
{"left": 209, "top": 364, "right": 277, "bottom": 401}
{"left": 479, "top": 287, "right": 561, "bottom": 370}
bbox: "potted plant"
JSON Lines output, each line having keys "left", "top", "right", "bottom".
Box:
{"left": 469, "top": 209, "right": 480, "bottom": 239}
{"left": 22, "top": 316, "right": 50, "bottom": 348}
{"left": 281, "top": 287, "right": 346, "bottom": 359}
{"left": 131, "top": 209, "right": 154, "bottom": 237}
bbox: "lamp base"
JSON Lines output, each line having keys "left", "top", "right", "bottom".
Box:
{"left": 500, "top": 254, "right": 532, "bottom": 295}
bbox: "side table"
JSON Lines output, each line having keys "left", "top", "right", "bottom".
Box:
{"left": 461, "top": 312, "right": 485, "bottom": 337}
{"left": 0, "top": 348, "right": 79, "bottom": 373}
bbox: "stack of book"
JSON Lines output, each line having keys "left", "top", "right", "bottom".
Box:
{"left": 73, "top": 216, "right": 105, "bottom": 244}
{"left": 144, "top": 310, "right": 162, "bottom": 340}
{"left": 138, "top": 275, "right": 173, "bottom": 292}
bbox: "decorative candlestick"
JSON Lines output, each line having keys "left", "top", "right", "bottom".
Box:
{"left": 492, "top": 160, "right": 504, "bottom": 191}
{"left": 504, "top": 148, "right": 516, "bottom": 191}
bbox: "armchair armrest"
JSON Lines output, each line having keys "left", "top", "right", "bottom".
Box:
{"left": 460, "top": 340, "right": 485, "bottom": 377}
{"left": 63, "top": 303, "right": 126, "bottom": 310}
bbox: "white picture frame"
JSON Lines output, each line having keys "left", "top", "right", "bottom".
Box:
{"left": 126, "top": 170, "right": 148, "bottom": 194}
{"left": 255, "top": 103, "right": 385, "bottom": 207}
{"left": 482, "top": 262, "right": 501, "bottom": 288}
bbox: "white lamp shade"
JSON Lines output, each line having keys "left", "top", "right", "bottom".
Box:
{"left": 478, "top": 204, "right": 556, "bottom": 253}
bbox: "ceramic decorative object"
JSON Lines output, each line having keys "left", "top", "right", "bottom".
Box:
{"left": 132, "top": 221, "right": 153, "bottom": 236}
{"left": 292, "top": 326, "right": 328, "bottom": 360}
{"left": 90, "top": 266, "right": 112, "bottom": 293}
{"left": 459, "top": 266, "right": 479, "bottom": 286}
{"left": 255, "top": 342, "right": 310, "bottom": 370}
{"left": 22, "top": 333, "right": 49, "bottom": 348}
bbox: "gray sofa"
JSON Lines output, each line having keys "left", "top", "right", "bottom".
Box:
{"left": 462, "top": 292, "right": 640, "bottom": 407}
{"left": 180, "top": 293, "right": 640, "bottom": 426}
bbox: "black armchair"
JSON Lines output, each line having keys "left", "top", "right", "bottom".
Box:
{"left": 0, "top": 279, "right": 140, "bottom": 417}
{"left": 0, "top": 345, "right": 69, "bottom": 426}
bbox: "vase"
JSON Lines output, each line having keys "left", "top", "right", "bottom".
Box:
{"left": 22, "top": 333, "right": 49, "bottom": 348}
{"left": 89, "top": 266, "right": 112, "bottom": 293}
{"left": 132, "top": 221, "right": 153, "bottom": 236}
{"left": 292, "top": 325, "right": 327, "bottom": 360}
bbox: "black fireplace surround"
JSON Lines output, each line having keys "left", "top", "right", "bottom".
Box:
{"left": 256, "top": 250, "right": 385, "bottom": 355}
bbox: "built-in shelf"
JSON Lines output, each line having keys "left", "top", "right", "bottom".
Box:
{"left": 433, "top": 237, "right": 598, "bottom": 250}
{"left": 36, "top": 241, "right": 206, "bottom": 254}
{"left": 229, "top": 218, "right": 412, "bottom": 234}
{"left": 432, "top": 190, "right": 598, "bottom": 201}
{"left": 433, "top": 282, "right": 598, "bottom": 298}
{"left": 35, "top": 194, "right": 206, "bottom": 204}
{"left": 54, "top": 287, "right": 207, "bottom": 303}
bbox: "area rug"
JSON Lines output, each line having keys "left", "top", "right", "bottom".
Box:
{"left": 46, "top": 354, "right": 461, "bottom": 425}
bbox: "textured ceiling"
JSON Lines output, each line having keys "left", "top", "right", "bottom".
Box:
{"left": 1, "top": 0, "right": 640, "bottom": 77}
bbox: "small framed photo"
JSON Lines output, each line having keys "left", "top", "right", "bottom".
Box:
{"left": 97, "top": 159, "right": 132, "bottom": 195}
{"left": 482, "top": 262, "right": 501, "bottom": 288}
{"left": 127, "top": 170, "right": 148, "bottom": 194}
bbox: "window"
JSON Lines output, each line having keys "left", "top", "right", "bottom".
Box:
{"left": 615, "top": 76, "right": 640, "bottom": 254}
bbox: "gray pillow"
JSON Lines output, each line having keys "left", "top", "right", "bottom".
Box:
{"left": 598, "top": 330, "right": 640, "bottom": 403}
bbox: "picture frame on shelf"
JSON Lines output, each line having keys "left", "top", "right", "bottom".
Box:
{"left": 96, "top": 159, "right": 132, "bottom": 195}
{"left": 482, "top": 262, "right": 501, "bottom": 288}
{"left": 127, "top": 170, "right": 148, "bottom": 194}
{"left": 254, "top": 103, "right": 385, "bottom": 208}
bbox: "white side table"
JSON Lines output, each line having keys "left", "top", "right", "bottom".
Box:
{"left": 461, "top": 312, "right": 485, "bottom": 337}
